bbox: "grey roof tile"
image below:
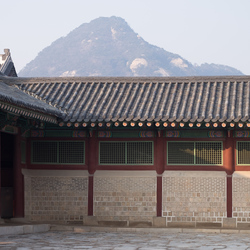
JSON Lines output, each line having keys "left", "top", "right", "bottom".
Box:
{"left": 2, "top": 75, "right": 250, "bottom": 123}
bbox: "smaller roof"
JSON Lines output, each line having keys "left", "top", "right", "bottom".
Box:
{"left": 0, "top": 49, "right": 17, "bottom": 77}
{"left": 0, "top": 77, "right": 65, "bottom": 122}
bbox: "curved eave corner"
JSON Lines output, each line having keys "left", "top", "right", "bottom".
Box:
{"left": 0, "top": 100, "right": 58, "bottom": 124}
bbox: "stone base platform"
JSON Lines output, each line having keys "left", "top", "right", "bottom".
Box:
{"left": 0, "top": 224, "right": 50, "bottom": 236}
{"left": 83, "top": 216, "right": 241, "bottom": 229}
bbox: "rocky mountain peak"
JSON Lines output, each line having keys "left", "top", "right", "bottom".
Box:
{"left": 19, "top": 16, "right": 243, "bottom": 77}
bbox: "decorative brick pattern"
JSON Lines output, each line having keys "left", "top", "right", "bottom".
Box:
{"left": 233, "top": 172, "right": 250, "bottom": 223}
{"left": 24, "top": 176, "right": 88, "bottom": 222}
{"left": 162, "top": 171, "right": 226, "bottom": 224}
{"left": 94, "top": 173, "right": 156, "bottom": 222}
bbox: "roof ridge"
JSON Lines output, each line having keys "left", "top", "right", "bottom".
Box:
{"left": 1, "top": 75, "right": 250, "bottom": 85}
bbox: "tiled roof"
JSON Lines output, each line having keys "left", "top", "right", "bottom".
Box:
{"left": 0, "top": 49, "right": 17, "bottom": 77}
{"left": 7, "top": 75, "right": 250, "bottom": 124}
{"left": 0, "top": 77, "right": 64, "bottom": 122}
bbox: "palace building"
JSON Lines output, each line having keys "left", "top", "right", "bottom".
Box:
{"left": 0, "top": 49, "right": 250, "bottom": 228}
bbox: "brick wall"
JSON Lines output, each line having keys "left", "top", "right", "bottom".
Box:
{"left": 22, "top": 169, "right": 234, "bottom": 226}
{"left": 94, "top": 171, "right": 156, "bottom": 223}
{"left": 22, "top": 170, "right": 88, "bottom": 222}
{"left": 233, "top": 172, "right": 250, "bottom": 224}
{"left": 162, "top": 171, "right": 227, "bottom": 225}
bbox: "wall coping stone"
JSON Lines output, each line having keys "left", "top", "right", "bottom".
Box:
{"left": 233, "top": 171, "right": 250, "bottom": 178}
{"left": 22, "top": 169, "right": 89, "bottom": 177}
{"left": 94, "top": 170, "right": 157, "bottom": 177}
{"left": 162, "top": 171, "right": 227, "bottom": 177}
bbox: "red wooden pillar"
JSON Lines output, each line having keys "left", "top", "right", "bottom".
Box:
{"left": 87, "top": 130, "right": 97, "bottom": 216}
{"left": 13, "top": 129, "right": 24, "bottom": 217}
{"left": 224, "top": 130, "right": 235, "bottom": 218}
{"left": 88, "top": 176, "right": 94, "bottom": 216}
{"left": 0, "top": 132, "right": 1, "bottom": 217}
{"left": 155, "top": 130, "right": 164, "bottom": 217}
{"left": 26, "top": 138, "right": 31, "bottom": 168}
{"left": 156, "top": 176, "right": 162, "bottom": 217}
{"left": 226, "top": 176, "right": 233, "bottom": 218}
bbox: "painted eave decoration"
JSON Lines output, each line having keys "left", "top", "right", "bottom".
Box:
{"left": 0, "top": 101, "right": 57, "bottom": 124}
{"left": 1, "top": 75, "right": 250, "bottom": 127}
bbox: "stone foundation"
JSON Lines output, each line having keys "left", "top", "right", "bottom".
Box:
{"left": 22, "top": 169, "right": 88, "bottom": 222}
{"left": 162, "top": 171, "right": 227, "bottom": 226}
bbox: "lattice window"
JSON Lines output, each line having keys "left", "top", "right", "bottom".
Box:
{"left": 196, "top": 142, "right": 222, "bottom": 165}
{"left": 32, "top": 141, "right": 85, "bottom": 164}
{"left": 168, "top": 142, "right": 194, "bottom": 164}
{"left": 99, "top": 141, "right": 153, "bottom": 165}
{"left": 99, "top": 142, "right": 126, "bottom": 164}
{"left": 32, "top": 141, "right": 57, "bottom": 163}
{"left": 237, "top": 142, "right": 250, "bottom": 165}
{"left": 127, "top": 142, "right": 153, "bottom": 164}
{"left": 167, "top": 141, "right": 222, "bottom": 165}
{"left": 59, "top": 141, "right": 85, "bottom": 164}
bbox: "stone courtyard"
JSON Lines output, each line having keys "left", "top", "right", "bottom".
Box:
{"left": 1, "top": 230, "right": 250, "bottom": 249}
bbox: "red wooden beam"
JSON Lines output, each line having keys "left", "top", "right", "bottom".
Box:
{"left": 223, "top": 130, "right": 235, "bottom": 175}
{"left": 88, "top": 175, "right": 94, "bottom": 216}
{"left": 26, "top": 138, "right": 31, "bottom": 169}
{"left": 157, "top": 176, "right": 162, "bottom": 217}
{"left": 223, "top": 130, "right": 235, "bottom": 218}
{"left": 0, "top": 132, "right": 1, "bottom": 217}
{"left": 155, "top": 131, "right": 164, "bottom": 175}
{"left": 87, "top": 130, "right": 98, "bottom": 216}
{"left": 88, "top": 131, "right": 97, "bottom": 175}
{"left": 226, "top": 175, "right": 233, "bottom": 218}
{"left": 13, "top": 129, "right": 24, "bottom": 217}
{"left": 155, "top": 131, "right": 164, "bottom": 217}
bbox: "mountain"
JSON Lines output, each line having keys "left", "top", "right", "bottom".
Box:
{"left": 19, "top": 16, "right": 243, "bottom": 77}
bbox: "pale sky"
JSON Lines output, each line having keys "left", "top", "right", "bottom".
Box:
{"left": 1, "top": 0, "right": 250, "bottom": 75}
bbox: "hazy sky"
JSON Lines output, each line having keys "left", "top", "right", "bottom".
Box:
{"left": 1, "top": 0, "right": 250, "bottom": 75}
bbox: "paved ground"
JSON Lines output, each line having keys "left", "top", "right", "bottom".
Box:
{"left": 0, "top": 230, "right": 250, "bottom": 249}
